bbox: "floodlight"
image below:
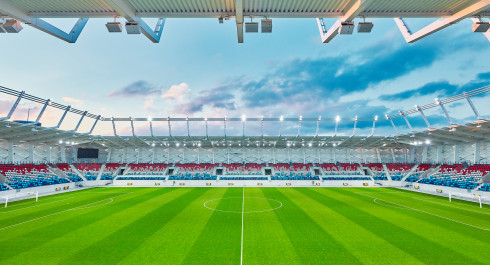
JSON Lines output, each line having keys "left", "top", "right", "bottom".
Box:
{"left": 261, "top": 19, "right": 272, "bottom": 33}
{"left": 148, "top": 116, "right": 152, "bottom": 122}
{"left": 308, "top": 143, "right": 312, "bottom": 147}
{"left": 357, "top": 22, "right": 373, "bottom": 33}
{"left": 336, "top": 115, "right": 341, "bottom": 122}
{"left": 245, "top": 22, "right": 259, "bottom": 33}
{"left": 280, "top": 115, "right": 284, "bottom": 121}
{"left": 2, "top": 19, "right": 23, "bottom": 33}
{"left": 472, "top": 22, "right": 490, "bottom": 32}
{"left": 176, "top": 143, "right": 180, "bottom": 147}
{"left": 125, "top": 21, "right": 141, "bottom": 34}
{"left": 242, "top": 115, "right": 246, "bottom": 121}
{"left": 59, "top": 140, "right": 63, "bottom": 144}
{"left": 435, "top": 98, "right": 440, "bottom": 105}
{"left": 339, "top": 22, "right": 354, "bottom": 34}
{"left": 318, "top": 116, "right": 322, "bottom": 121}
{"left": 299, "top": 115, "right": 303, "bottom": 121}
{"left": 152, "top": 143, "right": 155, "bottom": 147}
{"left": 355, "top": 116, "right": 358, "bottom": 121}
{"left": 374, "top": 115, "right": 378, "bottom": 121}
{"left": 425, "top": 139, "right": 431, "bottom": 145}
{"left": 106, "top": 22, "right": 123, "bottom": 32}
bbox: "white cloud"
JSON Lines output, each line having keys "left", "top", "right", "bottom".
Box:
{"left": 162, "top": 82, "right": 189, "bottom": 101}
{"left": 61, "top": 97, "right": 83, "bottom": 106}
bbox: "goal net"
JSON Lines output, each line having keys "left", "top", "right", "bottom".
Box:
{"left": 0, "top": 191, "right": 38, "bottom": 208}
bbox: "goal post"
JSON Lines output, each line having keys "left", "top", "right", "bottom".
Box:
{"left": 0, "top": 191, "right": 38, "bottom": 208}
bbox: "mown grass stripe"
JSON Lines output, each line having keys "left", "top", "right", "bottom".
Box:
{"left": 0, "top": 188, "right": 169, "bottom": 264}
{"left": 58, "top": 188, "right": 209, "bottom": 265}
{"left": 181, "top": 188, "right": 242, "bottom": 265}
{"left": 263, "top": 188, "right": 363, "bottom": 265}
{"left": 0, "top": 190, "right": 138, "bottom": 237}
{"left": 241, "top": 188, "right": 302, "bottom": 265}
{"left": 281, "top": 188, "right": 424, "bottom": 265}
{"left": 306, "top": 188, "right": 487, "bottom": 265}
{"left": 343, "top": 189, "right": 490, "bottom": 243}
{"left": 117, "top": 187, "right": 229, "bottom": 265}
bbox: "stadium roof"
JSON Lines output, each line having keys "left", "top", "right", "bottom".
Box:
{"left": 0, "top": 85, "right": 489, "bottom": 149}
{"left": 1, "top": 0, "right": 489, "bottom": 43}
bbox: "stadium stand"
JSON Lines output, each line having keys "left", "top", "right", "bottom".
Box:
{"left": 0, "top": 164, "right": 70, "bottom": 189}
{"left": 74, "top": 163, "right": 101, "bottom": 180}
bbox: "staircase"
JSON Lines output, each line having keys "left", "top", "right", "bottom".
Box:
{"left": 382, "top": 164, "right": 392, "bottom": 181}
{"left": 96, "top": 164, "right": 106, "bottom": 180}
{"left": 401, "top": 164, "right": 419, "bottom": 182}
{"left": 70, "top": 165, "right": 87, "bottom": 181}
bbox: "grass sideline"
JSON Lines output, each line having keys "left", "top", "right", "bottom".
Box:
{"left": 0, "top": 187, "right": 489, "bottom": 265}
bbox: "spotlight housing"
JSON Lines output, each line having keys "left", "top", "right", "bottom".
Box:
{"left": 357, "top": 22, "right": 373, "bottom": 33}
{"left": 106, "top": 22, "right": 123, "bottom": 32}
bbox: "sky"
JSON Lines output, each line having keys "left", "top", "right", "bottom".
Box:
{"left": 0, "top": 17, "right": 489, "bottom": 137}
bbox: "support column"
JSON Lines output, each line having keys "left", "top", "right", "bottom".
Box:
{"left": 60, "top": 146, "right": 66, "bottom": 163}
{"left": 410, "top": 147, "right": 415, "bottom": 163}
{"left": 376, "top": 148, "right": 381, "bottom": 163}
{"left": 107, "top": 148, "right": 112, "bottom": 163}
{"left": 422, "top": 146, "right": 428, "bottom": 163}
{"left": 28, "top": 144, "right": 34, "bottom": 163}
{"left": 7, "top": 141, "right": 14, "bottom": 163}
{"left": 453, "top": 145, "right": 460, "bottom": 163}
{"left": 436, "top": 145, "right": 443, "bottom": 163}
{"left": 46, "top": 146, "right": 52, "bottom": 163}
{"left": 137, "top": 148, "right": 142, "bottom": 163}
{"left": 474, "top": 142, "right": 481, "bottom": 164}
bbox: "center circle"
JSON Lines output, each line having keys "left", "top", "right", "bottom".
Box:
{"left": 204, "top": 197, "right": 283, "bottom": 213}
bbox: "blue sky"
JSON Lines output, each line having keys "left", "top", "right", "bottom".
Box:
{"left": 0, "top": 17, "right": 489, "bottom": 137}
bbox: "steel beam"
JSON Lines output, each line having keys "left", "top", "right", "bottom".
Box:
{"left": 103, "top": 0, "right": 165, "bottom": 43}
{"left": 3, "top": 91, "right": 24, "bottom": 120}
{"left": 88, "top": 115, "right": 101, "bottom": 134}
{"left": 0, "top": 1, "right": 88, "bottom": 43}
{"left": 235, "top": 0, "right": 244, "bottom": 43}
{"left": 56, "top": 106, "right": 71, "bottom": 128}
{"left": 394, "top": 0, "right": 490, "bottom": 43}
{"left": 35, "top": 99, "right": 50, "bottom": 123}
{"left": 73, "top": 111, "right": 87, "bottom": 131}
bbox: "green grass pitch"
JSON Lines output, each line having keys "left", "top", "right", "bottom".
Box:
{"left": 0, "top": 187, "right": 489, "bottom": 265}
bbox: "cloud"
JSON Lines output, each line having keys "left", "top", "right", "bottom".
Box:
{"left": 173, "top": 85, "right": 236, "bottom": 114}
{"left": 108, "top": 81, "right": 161, "bottom": 97}
{"left": 162, "top": 82, "right": 189, "bottom": 101}
{"left": 379, "top": 71, "right": 490, "bottom": 101}
{"left": 61, "top": 97, "right": 83, "bottom": 106}
{"left": 233, "top": 40, "right": 447, "bottom": 109}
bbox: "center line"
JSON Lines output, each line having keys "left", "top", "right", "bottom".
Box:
{"left": 240, "top": 187, "right": 244, "bottom": 265}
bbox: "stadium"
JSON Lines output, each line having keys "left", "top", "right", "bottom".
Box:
{"left": 1, "top": 0, "right": 490, "bottom": 264}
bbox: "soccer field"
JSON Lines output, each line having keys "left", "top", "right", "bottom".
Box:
{"left": 0, "top": 187, "right": 489, "bottom": 265}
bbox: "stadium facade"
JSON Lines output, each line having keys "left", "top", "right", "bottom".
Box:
{"left": 0, "top": 86, "right": 489, "bottom": 203}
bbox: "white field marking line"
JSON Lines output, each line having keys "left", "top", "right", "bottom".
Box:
{"left": 0, "top": 192, "right": 133, "bottom": 231}
{"left": 203, "top": 197, "right": 283, "bottom": 213}
{"left": 240, "top": 187, "right": 244, "bottom": 265}
{"left": 0, "top": 197, "right": 75, "bottom": 213}
{"left": 353, "top": 192, "right": 490, "bottom": 231}
{"left": 0, "top": 196, "right": 74, "bottom": 208}
{"left": 373, "top": 198, "right": 414, "bottom": 210}
{"left": 388, "top": 189, "right": 490, "bottom": 211}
